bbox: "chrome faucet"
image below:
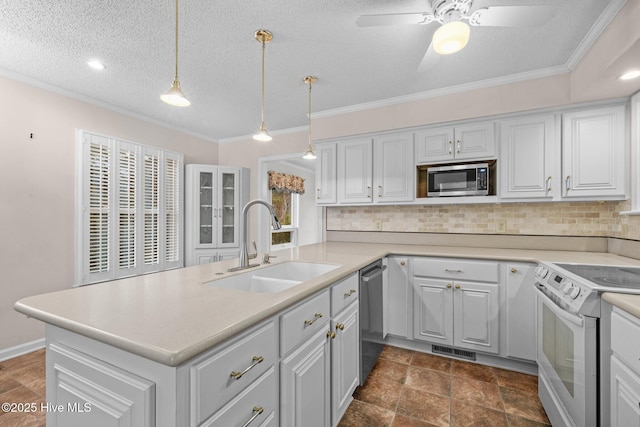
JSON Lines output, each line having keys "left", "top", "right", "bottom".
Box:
{"left": 230, "top": 199, "right": 281, "bottom": 271}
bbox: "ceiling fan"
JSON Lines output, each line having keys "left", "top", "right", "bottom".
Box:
{"left": 356, "top": 0, "right": 556, "bottom": 71}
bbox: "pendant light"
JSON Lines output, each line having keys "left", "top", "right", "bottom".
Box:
{"left": 161, "top": 0, "right": 190, "bottom": 107}
{"left": 302, "top": 76, "right": 317, "bottom": 160}
{"left": 253, "top": 29, "right": 273, "bottom": 142}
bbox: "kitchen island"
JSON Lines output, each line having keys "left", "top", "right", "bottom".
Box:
{"left": 14, "top": 242, "right": 640, "bottom": 426}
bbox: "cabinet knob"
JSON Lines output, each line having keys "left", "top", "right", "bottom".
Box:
{"left": 511, "top": 268, "right": 518, "bottom": 273}
{"left": 447, "top": 283, "right": 452, "bottom": 288}
{"left": 327, "top": 331, "right": 336, "bottom": 339}
{"left": 400, "top": 261, "right": 406, "bottom": 266}
{"left": 455, "top": 284, "right": 461, "bottom": 289}
{"left": 336, "top": 323, "right": 345, "bottom": 331}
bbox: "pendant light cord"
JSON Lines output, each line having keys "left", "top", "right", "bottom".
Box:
{"left": 308, "top": 82, "right": 312, "bottom": 145}
{"left": 260, "top": 39, "right": 266, "bottom": 123}
{"left": 174, "top": 0, "right": 179, "bottom": 79}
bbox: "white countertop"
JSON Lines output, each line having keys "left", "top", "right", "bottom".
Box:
{"left": 14, "top": 242, "right": 640, "bottom": 367}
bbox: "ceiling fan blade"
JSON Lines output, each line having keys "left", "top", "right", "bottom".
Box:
{"left": 417, "top": 42, "right": 440, "bottom": 73}
{"left": 470, "top": 5, "right": 556, "bottom": 27}
{"left": 356, "top": 13, "right": 430, "bottom": 27}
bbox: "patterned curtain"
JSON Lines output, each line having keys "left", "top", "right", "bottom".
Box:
{"left": 268, "top": 170, "right": 305, "bottom": 194}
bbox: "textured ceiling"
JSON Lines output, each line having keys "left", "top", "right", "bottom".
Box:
{"left": 0, "top": 0, "right": 624, "bottom": 141}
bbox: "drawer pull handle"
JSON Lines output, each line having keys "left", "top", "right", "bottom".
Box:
{"left": 336, "top": 323, "right": 345, "bottom": 331}
{"left": 304, "top": 313, "right": 323, "bottom": 326}
{"left": 445, "top": 269, "right": 463, "bottom": 273}
{"left": 230, "top": 356, "right": 264, "bottom": 380}
{"left": 240, "top": 406, "right": 264, "bottom": 427}
{"left": 344, "top": 289, "right": 357, "bottom": 298}
{"left": 511, "top": 268, "right": 518, "bottom": 273}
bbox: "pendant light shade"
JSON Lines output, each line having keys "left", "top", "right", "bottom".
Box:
{"left": 302, "top": 76, "right": 317, "bottom": 160}
{"left": 253, "top": 29, "right": 273, "bottom": 142}
{"left": 161, "top": 0, "right": 190, "bottom": 107}
{"left": 432, "top": 20, "right": 470, "bottom": 55}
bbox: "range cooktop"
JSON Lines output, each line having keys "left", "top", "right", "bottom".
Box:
{"left": 555, "top": 263, "right": 640, "bottom": 290}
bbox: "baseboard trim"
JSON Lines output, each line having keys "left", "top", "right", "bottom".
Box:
{"left": 0, "top": 338, "right": 45, "bottom": 362}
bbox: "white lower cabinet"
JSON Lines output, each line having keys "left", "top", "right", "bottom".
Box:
{"left": 193, "top": 249, "right": 240, "bottom": 265}
{"left": 47, "top": 342, "right": 155, "bottom": 427}
{"left": 412, "top": 258, "right": 500, "bottom": 355}
{"left": 386, "top": 256, "right": 411, "bottom": 338}
{"left": 611, "top": 307, "right": 640, "bottom": 427}
{"left": 504, "top": 263, "right": 537, "bottom": 361}
{"left": 330, "top": 302, "right": 359, "bottom": 426}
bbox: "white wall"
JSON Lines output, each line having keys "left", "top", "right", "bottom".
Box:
{"left": 0, "top": 76, "right": 218, "bottom": 354}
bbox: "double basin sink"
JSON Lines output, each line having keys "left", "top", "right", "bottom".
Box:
{"left": 205, "top": 261, "right": 340, "bottom": 294}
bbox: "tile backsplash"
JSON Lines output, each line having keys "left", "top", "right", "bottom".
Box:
{"left": 327, "top": 200, "right": 640, "bottom": 241}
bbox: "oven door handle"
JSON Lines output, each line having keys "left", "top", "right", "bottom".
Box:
{"left": 535, "top": 285, "right": 584, "bottom": 327}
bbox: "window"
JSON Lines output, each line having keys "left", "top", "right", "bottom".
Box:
{"left": 76, "top": 130, "right": 183, "bottom": 286}
{"left": 270, "top": 189, "right": 299, "bottom": 249}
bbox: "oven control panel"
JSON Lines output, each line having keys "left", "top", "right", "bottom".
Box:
{"left": 534, "top": 262, "right": 601, "bottom": 317}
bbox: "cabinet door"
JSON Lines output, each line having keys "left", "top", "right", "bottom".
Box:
{"left": 413, "top": 278, "right": 453, "bottom": 345}
{"left": 387, "top": 257, "right": 411, "bottom": 338}
{"left": 194, "top": 166, "right": 218, "bottom": 249}
{"left": 611, "top": 355, "right": 640, "bottom": 427}
{"left": 337, "top": 138, "right": 373, "bottom": 204}
{"left": 453, "top": 281, "right": 499, "bottom": 354}
{"left": 454, "top": 122, "right": 496, "bottom": 161}
{"left": 315, "top": 143, "right": 337, "bottom": 205}
{"left": 415, "top": 127, "right": 455, "bottom": 163}
{"left": 216, "top": 168, "right": 240, "bottom": 247}
{"left": 280, "top": 328, "right": 331, "bottom": 427}
{"left": 562, "top": 105, "right": 627, "bottom": 198}
{"left": 331, "top": 302, "right": 360, "bottom": 426}
{"left": 500, "top": 115, "right": 559, "bottom": 199}
{"left": 373, "top": 133, "right": 414, "bottom": 203}
{"left": 504, "top": 263, "right": 536, "bottom": 361}
{"left": 47, "top": 342, "right": 155, "bottom": 427}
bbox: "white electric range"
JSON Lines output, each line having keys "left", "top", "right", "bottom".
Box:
{"left": 534, "top": 262, "right": 640, "bottom": 427}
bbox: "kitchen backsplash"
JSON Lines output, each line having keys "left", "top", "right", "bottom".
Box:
{"left": 326, "top": 201, "right": 640, "bottom": 242}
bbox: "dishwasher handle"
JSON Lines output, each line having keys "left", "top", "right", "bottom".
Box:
{"left": 361, "top": 265, "right": 387, "bottom": 282}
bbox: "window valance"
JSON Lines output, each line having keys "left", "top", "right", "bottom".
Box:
{"left": 268, "top": 170, "right": 305, "bottom": 195}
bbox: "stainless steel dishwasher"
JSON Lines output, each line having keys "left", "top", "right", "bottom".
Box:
{"left": 359, "top": 259, "right": 387, "bottom": 384}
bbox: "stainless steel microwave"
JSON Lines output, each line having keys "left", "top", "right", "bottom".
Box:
{"left": 427, "top": 162, "right": 489, "bottom": 197}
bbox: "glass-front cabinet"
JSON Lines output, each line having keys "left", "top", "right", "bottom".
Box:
{"left": 185, "top": 165, "right": 249, "bottom": 266}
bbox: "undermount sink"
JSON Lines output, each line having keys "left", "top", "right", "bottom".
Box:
{"left": 205, "top": 261, "right": 340, "bottom": 294}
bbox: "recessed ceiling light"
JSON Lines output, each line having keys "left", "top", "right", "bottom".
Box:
{"left": 619, "top": 70, "right": 640, "bottom": 80}
{"left": 87, "top": 60, "right": 106, "bottom": 70}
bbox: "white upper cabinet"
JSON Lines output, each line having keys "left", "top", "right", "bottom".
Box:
{"left": 315, "top": 143, "right": 337, "bottom": 205}
{"left": 337, "top": 138, "right": 374, "bottom": 204}
{"left": 562, "top": 105, "right": 627, "bottom": 199}
{"left": 499, "top": 114, "right": 560, "bottom": 200}
{"left": 415, "top": 121, "right": 496, "bottom": 163}
{"left": 373, "top": 132, "right": 415, "bottom": 203}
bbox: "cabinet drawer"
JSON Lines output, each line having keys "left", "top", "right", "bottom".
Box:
{"left": 191, "top": 320, "right": 277, "bottom": 425}
{"left": 280, "top": 290, "right": 330, "bottom": 356}
{"left": 200, "top": 368, "right": 277, "bottom": 427}
{"left": 413, "top": 258, "right": 499, "bottom": 283}
{"left": 331, "top": 273, "right": 359, "bottom": 316}
{"left": 612, "top": 308, "right": 640, "bottom": 373}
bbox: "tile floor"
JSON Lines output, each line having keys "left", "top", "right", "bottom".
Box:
{"left": 0, "top": 346, "right": 550, "bottom": 427}
{"left": 0, "top": 348, "right": 46, "bottom": 427}
{"left": 338, "top": 345, "right": 551, "bottom": 427}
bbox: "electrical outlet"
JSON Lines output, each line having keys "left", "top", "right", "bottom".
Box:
{"left": 375, "top": 220, "right": 382, "bottom": 231}
{"left": 496, "top": 220, "right": 506, "bottom": 234}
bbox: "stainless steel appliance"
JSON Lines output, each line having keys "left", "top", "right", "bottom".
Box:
{"left": 534, "top": 262, "right": 640, "bottom": 427}
{"left": 359, "top": 260, "right": 387, "bottom": 384}
{"left": 426, "top": 162, "right": 490, "bottom": 197}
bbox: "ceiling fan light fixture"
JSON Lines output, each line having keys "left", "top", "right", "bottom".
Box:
{"left": 432, "top": 20, "right": 470, "bottom": 55}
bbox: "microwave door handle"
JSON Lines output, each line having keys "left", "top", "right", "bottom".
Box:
{"left": 535, "top": 285, "right": 584, "bottom": 327}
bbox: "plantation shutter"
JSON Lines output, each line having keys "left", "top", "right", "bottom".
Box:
{"left": 165, "top": 153, "right": 182, "bottom": 268}
{"left": 86, "top": 134, "right": 112, "bottom": 283}
{"left": 77, "top": 130, "right": 183, "bottom": 286}
{"left": 117, "top": 142, "right": 138, "bottom": 276}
